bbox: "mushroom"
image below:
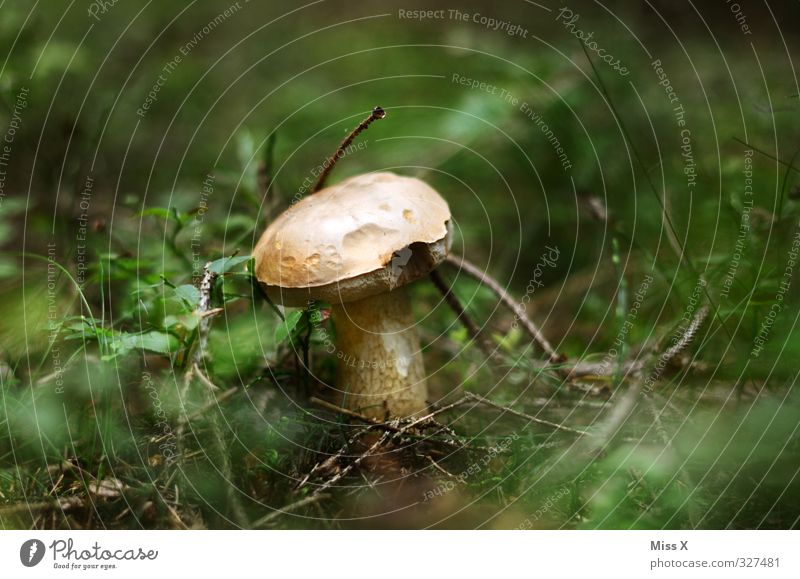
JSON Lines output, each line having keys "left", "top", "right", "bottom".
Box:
{"left": 254, "top": 172, "right": 452, "bottom": 419}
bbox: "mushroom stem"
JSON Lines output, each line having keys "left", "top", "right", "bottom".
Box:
{"left": 331, "top": 286, "right": 427, "bottom": 419}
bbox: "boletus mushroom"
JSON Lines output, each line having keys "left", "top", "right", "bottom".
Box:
{"left": 254, "top": 172, "right": 452, "bottom": 419}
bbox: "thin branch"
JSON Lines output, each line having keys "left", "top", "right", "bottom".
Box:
{"left": 463, "top": 392, "right": 591, "bottom": 437}
{"left": 444, "top": 254, "right": 562, "bottom": 363}
{"left": 180, "top": 262, "right": 249, "bottom": 527}
{"left": 657, "top": 305, "right": 710, "bottom": 367}
{"left": 198, "top": 307, "right": 224, "bottom": 319}
{"left": 250, "top": 493, "right": 330, "bottom": 528}
{"left": 193, "top": 263, "right": 217, "bottom": 368}
{"left": 191, "top": 363, "right": 221, "bottom": 392}
{"left": 0, "top": 496, "right": 85, "bottom": 518}
{"left": 300, "top": 396, "right": 481, "bottom": 493}
{"left": 296, "top": 425, "right": 372, "bottom": 490}
{"left": 311, "top": 430, "right": 393, "bottom": 496}
{"left": 426, "top": 455, "right": 459, "bottom": 479}
{"left": 308, "top": 396, "right": 470, "bottom": 450}
{"left": 734, "top": 137, "right": 800, "bottom": 175}
{"left": 304, "top": 390, "right": 591, "bottom": 496}
{"left": 312, "top": 106, "right": 385, "bottom": 192}
{"left": 163, "top": 501, "right": 190, "bottom": 530}
{"left": 429, "top": 268, "right": 498, "bottom": 362}
{"left": 309, "top": 396, "right": 398, "bottom": 430}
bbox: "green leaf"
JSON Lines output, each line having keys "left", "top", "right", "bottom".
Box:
{"left": 207, "top": 255, "right": 251, "bottom": 275}
{"left": 275, "top": 310, "right": 303, "bottom": 344}
{"left": 133, "top": 331, "right": 180, "bottom": 354}
{"left": 104, "top": 331, "right": 180, "bottom": 359}
{"left": 263, "top": 448, "right": 279, "bottom": 466}
{"left": 174, "top": 284, "right": 200, "bottom": 308}
{"left": 163, "top": 313, "right": 200, "bottom": 332}
{"left": 139, "top": 207, "right": 174, "bottom": 221}
{"left": 140, "top": 206, "right": 190, "bottom": 227}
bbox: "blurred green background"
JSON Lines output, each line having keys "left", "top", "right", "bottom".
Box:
{"left": 1, "top": 0, "right": 799, "bottom": 529}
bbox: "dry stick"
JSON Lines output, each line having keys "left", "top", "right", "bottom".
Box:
{"left": 182, "top": 262, "right": 249, "bottom": 527}
{"left": 426, "top": 455, "right": 459, "bottom": 479}
{"left": 302, "top": 397, "right": 478, "bottom": 494}
{"left": 177, "top": 263, "right": 221, "bottom": 442}
{"left": 429, "top": 269, "right": 499, "bottom": 363}
{"left": 311, "top": 430, "right": 393, "bottom": 496}
{"left": 310, "top": 396, "right": 400, "bottom": 431}
{"left": 0, "top": 497, "right": 85, "bottom": 518}
{"left": 191, "top": 363, "right": 221, "bottom": 392}
{"left": 657, "top": 305, "right": 710, "bottom": 368}
{"left": 312, "top": 106, "right": 386, "bottom": 193}
{"left": 440, "top": 256, "right": 656, "bottom": 381}
{"left": 250, "top": 493, "right": 330, "bottom": 529}
{"left": 309, "top": 396, "right": 469, "bottom": 450}
{"left": 296, "top": 424, "right": 373, "bottom": 490}
{"left": 164, "top": 501, "right": 190, "bottom": 530}
{"left": 306, "top": 390, "right": 590, "bottom": 495}
{"left": 444, "top": 254, "right": 562, "bottom": 364}
{"left": 194, "top": 264, "right": 217, "bottom": 367}
{"left": 463, "top": 392, "right": 591, "bottom": 437}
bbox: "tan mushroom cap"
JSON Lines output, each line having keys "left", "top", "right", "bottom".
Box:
{"left": 254, "top": 172, "right": 452, "bottom": 306}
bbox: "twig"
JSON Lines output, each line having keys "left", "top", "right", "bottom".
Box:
{"left": 308, "top": 396, "right": 469, "bottom": 450}
{"left": 444, "top": 254, "right": 562, "bottom": 364}
{"left": 310, "top": 396, "right": 399, "bottom": 430}
{"left": 429, "top": 269, "right": 499, "bottom": 363}
{"left": 312, "top": 106, "right": 385, "bottom": 192}
{"left": 305, "top": 390, "right": 590, "bottom": 495}
{"left": 163, "top": 501, "right": 190, "bottom": 530}
{"left": 0, "top": 497, "right": 85, "bottom": 518}
{"left": 301, "top": 397, "right": 479, "bottom": 493}
{"left": 656, "top": 305, "right": 710, "bottom": 368}
{"left": 304, "top": 389, "right": 592, "bottom": 495}
{"left": 426, "top": 455, "right": 459, "bottom": 480}
{"left": 463, "top": 392, "right": 591, "bottom": 437}
{"left": 297, "top": 425, "right": 372, "bottom": 490}
{"left": 193, "top": 263, "right": 217, "bottom": 367}
{"left": 180, "top": 262, "right": 249, "bottom": 527}
{"left": 250, "top": 493, "right": 330, "bottom": 528}
{"left": 191, "top": 363, "right": 221, "bottom": 392}
{"left": 311, "top": 431, "right": 393, "bottom": 496}
{"left": 402, "top": 396, "right": 476, "bottom": 429}
{"left": 734, "top": 137, "right": 800, "bottom": 175}
{"left": 198, "top": 307, "right": 224, "bottom": 319}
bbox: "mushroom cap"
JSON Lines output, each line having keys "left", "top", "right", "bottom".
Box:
{"left": 254, "top": 172, "right": 452, "bottom": 306}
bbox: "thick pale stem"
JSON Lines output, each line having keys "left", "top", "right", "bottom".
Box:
{"left": 331, "top": 287, "right": 427, "bottom": 419}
